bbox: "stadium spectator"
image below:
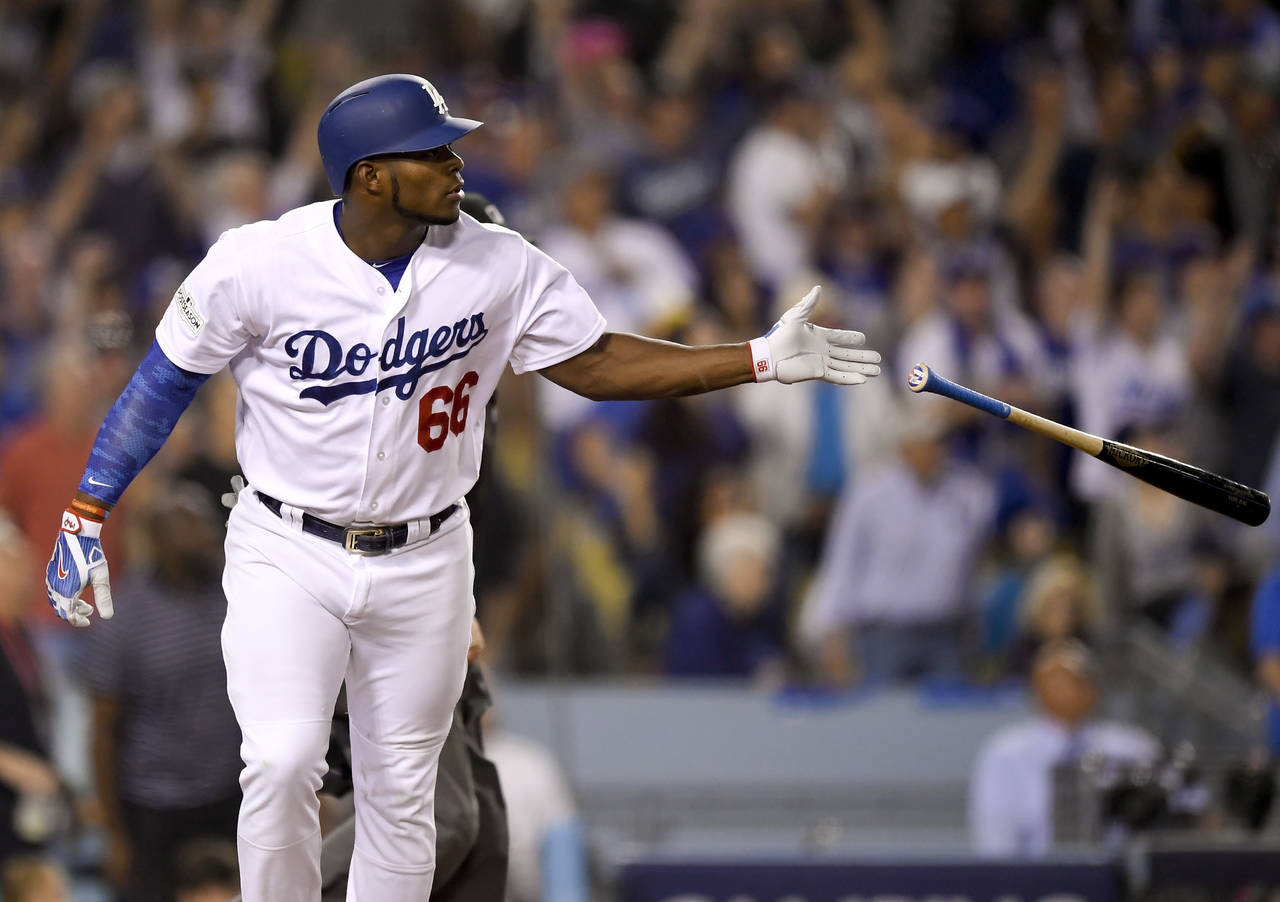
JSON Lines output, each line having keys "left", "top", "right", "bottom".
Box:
{"left": 539, "top": 164, "right": 696, "bottom": 339}
{"left": 1052, "top": 61, "right": 1147, "bottom": 253}
{"left": 978, "top": 506, "right": 1061, "bottom": 665}
{"left": 78, "top": 485, "right": 241, "bottom": 900}
{"left": 727, "top": 80, "right": 843, "bottom": 288}
{"left": 46, "top": 64, "right": 193, "bottom": 276}
{"left": 969, "top": 640, "right": 1159, "bottom": 857}
{"left": 896, "top": 249, "right": 1043, "bottom": 459}
{"left": 0, "top": 520, "right": 63, "bottom": 861}
{"left": 555, "top": 18, "right": 645, "bottom": 167}
{"left": 484, "top": 725, "right": 587, "bottom": 902}
{"left": 536, "top": 164, "right": 697, "bottom": 431}
{"left": 898, "top": 105, "right": 1001, "bottom": 246}
{"left": 0, "top": 345, "right": 126, "bottom": 629}
{"left": 623, "top": 315, "right": 753, "bottom": 588}
{"left": 1250, "top": 562, "right": 1280, "bottom": 756}
{"left": 1070, "top": 176, "right": 1194, "bottom": 502}
{"left": 139, "top": 0, "right": 278, "bottom": 154}
{"left": 994, "top": 51, "right": 1070, "bottom": 274}
{"left": 1090, "top": 420, "right": 1215, "bottom": 633}
{"left": 818, "top": 198, "right": 896, "bottom": 337}
{"left": 1221, "top": 68, "right": 1280, "bottom": 246}
{"left": 619, "top": 90, "right": 726, "bottom": 261}
{"left": 1027, "top": 256, "right": 1084, "bottom": 419}
{"left": 0, "top": 343, "right": 131, "bottom": 794}
{"left": 0, "top": 219, "right": 55, "bottom": 434}
{"left": 665, "top": 512, "right": 786, "bottom": 680}
{"left": 801, "top": 411, "right": 997, "bottom": 685}
{"left": 547, "top": 412, "right": 668, "bottom": 667}
{"left": 1005, "top": 555, "right": 1101, "bottom": 678}
{"left": 1208, "top": 282, "right": 1280, "bottom": 490}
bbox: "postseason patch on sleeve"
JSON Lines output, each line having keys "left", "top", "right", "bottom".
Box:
{"left": 172, "top": 283, "right": 205, "bottom": 337}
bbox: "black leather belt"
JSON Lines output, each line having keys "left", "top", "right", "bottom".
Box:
{"left": 256, "top": 492, "right": 458, "bottom": 555}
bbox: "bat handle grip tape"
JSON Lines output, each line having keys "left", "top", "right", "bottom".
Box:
{"left": 908, "top": 365, "right": 1011, "bottom": 419}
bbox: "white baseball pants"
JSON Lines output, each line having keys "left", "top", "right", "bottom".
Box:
{"left": 222, "top": 488, "right": 474, "bottom": 901}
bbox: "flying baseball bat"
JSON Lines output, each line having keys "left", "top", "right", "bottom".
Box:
{"left": 907, "top": 364, "right": 1271, "bottom": 527}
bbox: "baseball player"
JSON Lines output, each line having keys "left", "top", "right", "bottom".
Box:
{"left": 44, "top": 74, "right": 882, "bottom": 902}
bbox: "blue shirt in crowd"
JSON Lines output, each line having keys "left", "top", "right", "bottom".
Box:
{"left": 664, "top": 589, "right": 783, "bottom": 679}
{"left": 1250, "top": 564, "right": 1280, "bottom": 753}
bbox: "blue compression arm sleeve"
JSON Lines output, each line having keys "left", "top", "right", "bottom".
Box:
{"left": 78, "top": 340, "right": 211, "bottom": 507}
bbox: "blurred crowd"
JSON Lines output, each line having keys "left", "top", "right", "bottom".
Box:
{"left": 2, "top": 0, "right": 1280, "bottom": 895}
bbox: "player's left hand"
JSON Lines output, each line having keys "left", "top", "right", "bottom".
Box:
{"left": 221, "top": 474, "right": 246, "bottom": 511}
{"left": 758, "top": 285, "right": 882, "bottom": 385}
{"left": 45, "top": 510, "right": 113, "bottom": 627}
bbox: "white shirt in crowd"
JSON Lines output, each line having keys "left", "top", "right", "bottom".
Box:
{"left": 969, "top": 716, "right": 1159, "bottom": 857}
{"left": 727, "top": 125, "right": 840, "bottom": 287}
{"left": 1070, "top": 325, "right": 1191, "bottom": 500}
{"left": 899, "top": 157, "right": 1001, "bottom": 226}
{"left": 485, "top": 730, "right": 579, "bottom": 902}
{"left": 141, "top": 30, "right": 269, "bottom": 147}
{"left": 800, "top": 461, "right": 997, "bottom": 644}
{"left": 896, "top": 308, "right": 1042, "bottom": 395}
{"left": 538, "top": 217, "right": 695, "bottom": 336}
{"left": 537, "top": 216, "right": 693, "bottom": 430}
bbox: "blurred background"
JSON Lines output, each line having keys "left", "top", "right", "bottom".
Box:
{"left": 1, "top": 0, "right": 1280, "bottom": 900}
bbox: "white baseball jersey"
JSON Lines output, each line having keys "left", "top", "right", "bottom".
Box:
{"left": 156, "top": 200, "right": 606, "bottom": 524}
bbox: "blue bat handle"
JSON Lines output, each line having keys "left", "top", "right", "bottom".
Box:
{"left": 907, "top": 364, "right": 1011, "bottom": 419}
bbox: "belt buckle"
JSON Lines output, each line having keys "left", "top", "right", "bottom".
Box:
{"left": 344, "top": 526, "right": 387, "bottom": 554}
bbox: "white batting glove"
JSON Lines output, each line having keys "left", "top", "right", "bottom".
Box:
{"left": 45, "top": 510, "right": 113, "bottom": 627}
{"left": 747, "top": 286, "right": 882, "bottom": 385}
{"left": 221, "top": 474, "right": 246, "bottom": 511}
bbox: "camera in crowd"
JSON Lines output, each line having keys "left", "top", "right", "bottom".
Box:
{"left": 1061, "top": 744, "right": 1279, "bottom": 840}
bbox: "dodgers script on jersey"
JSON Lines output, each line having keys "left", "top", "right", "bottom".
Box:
{"left": 155, "top": 201, "right": 606, "bottom": 523}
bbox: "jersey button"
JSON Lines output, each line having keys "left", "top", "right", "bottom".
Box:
{"left": 381, "top": 397, "right": 390, "bottom": 406}
{"left": 376, "top": 286, "right": 386, "bottom": 295}
{"left": 370, "top": 501, "right": 379, "bottom": 511}
{"left": 377, "top": 451, "right": 386, "bottom": 461}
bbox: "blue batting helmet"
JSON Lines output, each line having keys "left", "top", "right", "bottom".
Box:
{"left": 317, "top": 74, "right": 483, "bottom": 195}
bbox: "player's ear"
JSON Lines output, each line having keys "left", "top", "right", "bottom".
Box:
{"left": 350, "top": 160, "right": 384, "bottom": 197}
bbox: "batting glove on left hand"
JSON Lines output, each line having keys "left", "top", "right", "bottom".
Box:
{"left": 45, "top": 510, "right": 113, "bottom": 628}
{"left": 220, "top": 474, "right": 245, "bottom": 511}
{"left": 747, "top": 285, "right": 882, "bottom": 385}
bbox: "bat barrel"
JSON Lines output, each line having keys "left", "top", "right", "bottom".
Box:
{"left": 1100, "top": 441, "right": 1271, "bottom": 527}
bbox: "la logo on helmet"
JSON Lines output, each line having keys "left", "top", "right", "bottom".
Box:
{"left": 422, "top": 82, "right": 448, "bottom": 116}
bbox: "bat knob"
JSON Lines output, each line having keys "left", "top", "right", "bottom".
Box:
{"left": 907, "top": 364, "right": 931, "bottom": 393}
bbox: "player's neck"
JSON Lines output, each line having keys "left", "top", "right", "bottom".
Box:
{"left": 337, "top": 199, "right": 428, "bottom": 262}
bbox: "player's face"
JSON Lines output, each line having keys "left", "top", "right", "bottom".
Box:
{"left": 381, "top": 145, "right": 466, "bottom": 226}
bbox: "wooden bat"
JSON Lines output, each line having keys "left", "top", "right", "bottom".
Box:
{"left": 907, "top": 364, "right": 1271, "bottom": 527}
